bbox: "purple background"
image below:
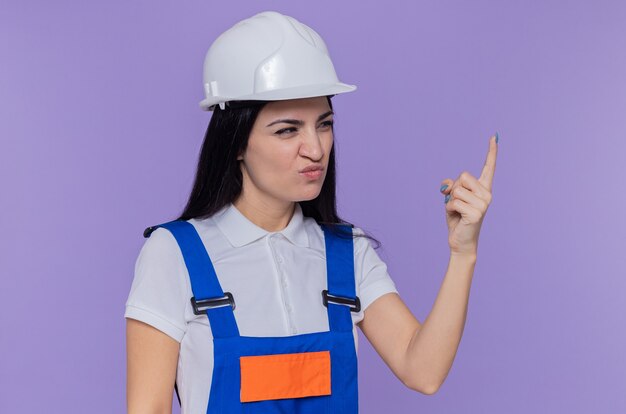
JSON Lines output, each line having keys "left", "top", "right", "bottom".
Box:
{"left": 2, "top": 1, "right": 625, "bottom": 412}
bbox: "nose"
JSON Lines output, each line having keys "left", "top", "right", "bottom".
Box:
{"left": 299, "top": 127, "right": 325, "bottom": 161}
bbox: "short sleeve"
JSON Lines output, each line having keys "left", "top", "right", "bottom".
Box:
{"left": 353, "top": 227, "right": 399, "bottom": 312}
{"left": 124, "top": 227, "right": 190, "bottom": 342}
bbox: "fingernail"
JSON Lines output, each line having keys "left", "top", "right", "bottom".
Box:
{"left": 440, "top": 184, "right": 448, "bottom": 192}
{"left": 495, "top": 132, "right": 499, "bottom": 144}
{"left": 444, "top": 194, "right": 451, "bottom": 203}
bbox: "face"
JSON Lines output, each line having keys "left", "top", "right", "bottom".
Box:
{"left": 237, "top": 96, "right": 334, "bottom": 207}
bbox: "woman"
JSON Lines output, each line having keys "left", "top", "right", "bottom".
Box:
{"left": 125, "top": 10, "right": 498, "bottom": 414}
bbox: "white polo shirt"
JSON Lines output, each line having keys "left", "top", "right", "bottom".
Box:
{"left": 124, "top": 202, "right": 399, "bottom": 413}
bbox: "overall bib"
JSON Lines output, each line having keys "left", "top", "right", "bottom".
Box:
{"left": 145, "top": 220, "right": 360, "bottom": 413}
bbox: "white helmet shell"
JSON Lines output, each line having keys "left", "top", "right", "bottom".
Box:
{"left": 199, "top": 11, "right": 357, "bottom": 111}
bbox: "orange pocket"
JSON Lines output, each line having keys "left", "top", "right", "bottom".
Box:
{"left": 240, "top": 350, "right": 331, "bottom": 403}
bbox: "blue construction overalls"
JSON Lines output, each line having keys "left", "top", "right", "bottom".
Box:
{"left": 144, "top": 219, "right": 361, "bottom": 413}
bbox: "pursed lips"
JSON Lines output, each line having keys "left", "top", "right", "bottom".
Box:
{"left": 299, "top": 164, "right": 324, "bottom": 173}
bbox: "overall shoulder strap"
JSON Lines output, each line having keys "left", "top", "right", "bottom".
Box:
{"left": 320, "top": 224, "right": 360, "bottom": 333}
{"left": 144, "top": 220, "right": 240, "bottom": 338}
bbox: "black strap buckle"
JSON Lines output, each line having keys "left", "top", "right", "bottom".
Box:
{"left": 322, "top": 289, "right": 361, "bottom": 313}
{"left": 191, "top": 292, "right": 236, "bottom": 315}
{"left": 143, "top": 225, "right": 158, "bottom": 238}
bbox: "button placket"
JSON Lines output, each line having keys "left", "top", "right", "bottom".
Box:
{"left": 268, "top": 234, "right": 295, "bottom": 332}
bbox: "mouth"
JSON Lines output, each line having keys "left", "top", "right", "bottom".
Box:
{"left": 299, "top": 168, "right": 324, "bottom": 180}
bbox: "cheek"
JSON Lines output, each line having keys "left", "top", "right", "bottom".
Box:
{"left": 325, "top": 136, "right": 334, "bottom": 154}
{"left": 247, "top": 142, "right": 296, "bottom": 178}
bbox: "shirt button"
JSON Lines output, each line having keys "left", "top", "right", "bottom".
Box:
{"left": 277, "top": 256, "right": 284, "bottom": 263}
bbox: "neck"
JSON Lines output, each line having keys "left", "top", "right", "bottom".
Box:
{"left": 233, "top": 193, "right": 296, "bottom": 232}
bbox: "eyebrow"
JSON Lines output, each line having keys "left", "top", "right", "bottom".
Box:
{"left": 265, "top": 110, "right": 334, "bottom": 128}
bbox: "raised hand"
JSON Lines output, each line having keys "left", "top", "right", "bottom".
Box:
{"left": 439, "top": 134, "right": 498, "bottom": 256}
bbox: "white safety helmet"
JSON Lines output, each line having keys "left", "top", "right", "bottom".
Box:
{"left": 199, "top": 10, "right": 357, "bottom": 111}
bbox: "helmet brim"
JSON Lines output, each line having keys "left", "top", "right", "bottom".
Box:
{"left": 199, "top": 82, "right": 357, "bottom": 111}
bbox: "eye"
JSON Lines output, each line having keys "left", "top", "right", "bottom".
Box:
{"left": 275, "top": 127, "right": 297, "bottom": 135}
{"left": 320, "top": 120, "right": 334, "bottom": 129}
{"left": 275, "top": 120, "right": 334, "bottom": 136}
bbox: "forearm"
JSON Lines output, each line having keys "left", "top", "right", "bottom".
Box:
{"left": 404, "top": 253, "right": 476, "bottom": 393}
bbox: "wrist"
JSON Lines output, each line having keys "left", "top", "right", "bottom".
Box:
{"left": 449, "top": 251, "right": 477, "bottom": 262}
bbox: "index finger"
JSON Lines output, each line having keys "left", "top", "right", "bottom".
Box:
{"left": 478, "top": 134, "right": 498, "bottom": 191}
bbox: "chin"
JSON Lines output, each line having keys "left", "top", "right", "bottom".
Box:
{"left": 294, "top": 187, "right": 323, "bottom": 202}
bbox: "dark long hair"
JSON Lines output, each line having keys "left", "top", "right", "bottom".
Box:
{"left": 177, "top": 96, "right": 380, "bottom": 248}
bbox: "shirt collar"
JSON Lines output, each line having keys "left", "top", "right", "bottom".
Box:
{"left": 213, "top": 202, "right": 310, "bottom": 248}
